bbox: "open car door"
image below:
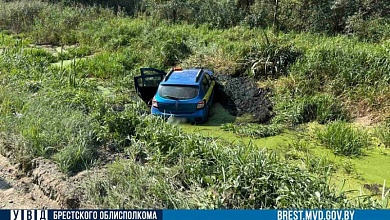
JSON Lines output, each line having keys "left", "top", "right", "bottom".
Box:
{"left": 134, "top": 68, "right": 167, "bottom": 104}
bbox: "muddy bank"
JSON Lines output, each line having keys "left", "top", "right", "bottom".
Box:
{"left": 0, "top": 155, "right": 59, "bottom": 209}
{"left": 29, "top": 158, "right": 82, "bottom": 208}
{"left": 215, "top": 75, "right": 274, "bottom": 123}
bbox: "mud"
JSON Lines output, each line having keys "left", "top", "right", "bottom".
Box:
{"left": 215, "top": 75, "right": 274, "bottom": 123}
{"left": 0, "top": 155, "right": 59, "bottom": 209}
{"left": 29, "top": 158, "right": 81, "bottom": 208}
{"left": 364, "top": 183, "right": 390, "bottom": 195}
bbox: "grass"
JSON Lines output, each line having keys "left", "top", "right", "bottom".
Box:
{"left": 315, "top": 121, "right": 371, "bottom": 157}
{"left": 375, "top": 120, "right": 390, "bottom": 148}
{"left": 0, "top": 0, "right": 389, "bottom": 209}
{"left": 221, "top": 123, "right": 284, "bottom": 138}
{"left": 300, "top": 123, "right": 390, "bottom": 198}
{"left": 275, "top": 126, "right": 390, "bottom": 208}
{"left": 87, "top": 116, "right": 368, "bottom": 209}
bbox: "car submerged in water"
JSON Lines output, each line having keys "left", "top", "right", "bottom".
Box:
{"left": 134, "top": 67, "right": 216, "bottom": 123}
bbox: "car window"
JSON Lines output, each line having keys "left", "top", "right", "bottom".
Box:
{"left": 138, "top": 76, "right": 163, "bottom": 87}
{"left": 204, "top": 73, "right": 212, "bottom": 84}
{"left": 158, "top": 85, "right": 199, "bottom": 100}
{"left": 201, "top": 76, "right": 209, "bottom": 93}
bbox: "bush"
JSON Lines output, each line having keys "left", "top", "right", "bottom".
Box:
{"left": 142, "top": 0, "right": 242, "bottom": 29}
{"left": 345, "top": 14, "right": 390, "bottom": 42}
{"left": 244, "top": 41, "right": 302, "bottom": 79}
{"left": 159, "top": 38, "right": 191, "bottom": 67}
{"left": 316, "top": 121, "right": 371, "bottom": 157}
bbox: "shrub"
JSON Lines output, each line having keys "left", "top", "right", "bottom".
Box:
{"left": 158, "top": 37, "right": 192, "bottom": 67}
{"left": 244, "top": 41, "right": 302, "bottom": 79}
{"left": 345, "top": 14, "right": 390, "bottom": 42}
{"left": 316, "top": 121, "right": 371, "bottom": 157}
{"left": 142, "top": 0, "right": 242, "bottom": 29}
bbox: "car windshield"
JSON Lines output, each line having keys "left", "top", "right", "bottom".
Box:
{"left": 158, "top": 85, "right": 199, "bottom": 100}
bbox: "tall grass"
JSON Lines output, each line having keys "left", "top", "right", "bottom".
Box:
{"left": 375, "top": 119, "right": 390, "bottom": 148}
{"left": 221, "top": 123, "right": 284, "bottom": 138}
{"left": 0, "top": 95, "right": 97, "bottom": 173}
{"left": 316, "top": 121, "right": 371, "bottom": 157}
{"left": 0, "top": 1, "right": 388, "bottom": 209}
{"left": 0, "top": 0, "right": 48, "bottom": 33}
{"left": 381, "top": 180, "right": 390, "bottom": 208}
{"left": 289, "top": 38, "right": 390, "bottom": 115}
{"left": 86, "top": 116, "right": 381, "bottom": 209}
{"left": 273, "top": 94, "right": 349, "bottom": 126}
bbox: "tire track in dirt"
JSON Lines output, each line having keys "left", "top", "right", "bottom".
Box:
{"left": 0, "top": 154, "right": 59, "bottom": 209}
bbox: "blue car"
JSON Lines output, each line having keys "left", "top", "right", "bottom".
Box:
{"left": 134, "top": 67, "right": 216, "bottom": 123}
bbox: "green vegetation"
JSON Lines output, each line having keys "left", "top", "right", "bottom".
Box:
{"left": 316, "top": 121, "right": 371, "bottom": 157}
{"left": 375, "top": 119, "right": 390, "bottom": 148}
{"left": 88, "top": 117, "right": 379, "bottom": 209}
{"left": 221, "top": 123, "right": 284, "bottom": 138}
{"left": 273, "top": 94, "right": 349, "bottom": 126}
{"left": 0, "top": 0, "right": 389, "bottom": 209}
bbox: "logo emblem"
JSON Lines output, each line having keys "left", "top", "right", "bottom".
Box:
{"left": 175, "top": 101, "right": 179, "bottom": 109}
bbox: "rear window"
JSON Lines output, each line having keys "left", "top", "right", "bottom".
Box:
{"left": 158, "top": 85, "right": 199, "bottom": 100}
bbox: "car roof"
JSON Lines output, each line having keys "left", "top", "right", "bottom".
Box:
{"left": 161, "top": 68, "right": 212, "bottom": 86}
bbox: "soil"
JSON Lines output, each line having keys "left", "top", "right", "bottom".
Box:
{"left": 0, "top": 155, "right": 59, "bottom": 209}
{"left": 363, "top": 183, "right": 390, "bottom": 196}
{"left": 354, "top": 115, "right": 374, "bottom": 127}
{"left": 215, "top": 75, "right": 274, "bottom": 123}
{"left": 0, "top": 150, "right": 113, "bottom": 209}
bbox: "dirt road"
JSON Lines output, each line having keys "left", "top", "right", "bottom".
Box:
{"left": 0, "top": 155, "right": 59, "bottom": 209}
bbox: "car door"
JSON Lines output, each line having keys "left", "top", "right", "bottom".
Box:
{"left": 134, "top": 68, "right": 167, "bottom": 104}
{"left": 203, "top": 73, "right": 215, "bottom": 107}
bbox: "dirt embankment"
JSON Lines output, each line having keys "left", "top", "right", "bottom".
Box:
{"left": 0, "top": 155, "right": 59, "bottom": 209}
{"left": 0, "top": 154, "right": 96, "bottom": 209}
{"left": 215, "top": 75, "right": 274, "bottom": 123}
